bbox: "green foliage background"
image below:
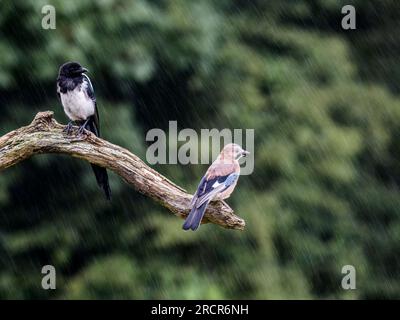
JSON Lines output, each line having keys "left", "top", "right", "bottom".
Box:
{"left": 0, "top": 0, "right": 399, "bottom": 299}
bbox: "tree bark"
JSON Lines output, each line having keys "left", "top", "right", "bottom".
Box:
{"left": 0, "top": 111, "right": 245, "bottom": 230}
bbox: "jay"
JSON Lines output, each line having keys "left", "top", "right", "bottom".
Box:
{"left": 183, "top": 143, "right": 249, "bottom": 231}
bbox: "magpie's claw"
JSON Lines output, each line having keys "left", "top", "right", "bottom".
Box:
{"left": 63, "top": 121, "right": 74, "bottom": 135}
{"left": 77, "top": 125, "right": 86, "bottom": 135}
{"left": 77, "top": 118, "right": 90, "bottom": 137}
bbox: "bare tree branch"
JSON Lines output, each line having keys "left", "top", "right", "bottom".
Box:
{"left": 0, "top": 111, "right": 245, "bottom": 230}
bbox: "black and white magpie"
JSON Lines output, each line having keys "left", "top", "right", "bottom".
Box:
{"left": 57, "top": 61, "right": 111, "bottom": 200}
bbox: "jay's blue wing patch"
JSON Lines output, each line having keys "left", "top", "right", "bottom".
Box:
{"left": 224, "top": 173, "right": 239, "bottom": 187}
{"left": 195, "top": 173, "right": 239, "bottom": 207}
{"left": 197, "top": 173, "right": 238, "bottom": 196}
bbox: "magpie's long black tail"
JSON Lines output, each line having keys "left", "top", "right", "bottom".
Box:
{"left": 182, "top": 200, "right": 210, "bottom": 231}
{"left": 90, "top": 164, "right": 111, "bottom": 200}
{"left": 84, "top": 117, "right": 111, "bottom": 200}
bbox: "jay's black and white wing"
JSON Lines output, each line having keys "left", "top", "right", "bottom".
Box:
{"left": 183, "top": 172, "right": 239, "bottom": 231}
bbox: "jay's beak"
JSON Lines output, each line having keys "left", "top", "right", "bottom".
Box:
{"left": 242, "top": 150, "right": 250, "bottom": 157}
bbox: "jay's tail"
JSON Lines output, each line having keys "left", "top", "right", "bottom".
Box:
{"left": 182, "top": 200, "right": 210, "bottom": 231}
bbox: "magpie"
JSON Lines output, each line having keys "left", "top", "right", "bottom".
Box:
{"left": 182, "top": 143, "right": 249, "bottom": 231}
{"left": 57, "top": 61, "right": 111, "bottom": 200}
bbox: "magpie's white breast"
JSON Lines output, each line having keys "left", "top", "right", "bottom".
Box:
{"left": 59, "top": 82, "right": 95, "bottom": 121}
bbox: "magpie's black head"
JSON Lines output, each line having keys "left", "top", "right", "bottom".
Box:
{"left": 58, "top": 61, "right": 88, "bottom": 78}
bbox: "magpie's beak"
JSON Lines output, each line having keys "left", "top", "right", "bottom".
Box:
{"left": 242, "top": 150, "right": 250, "bottom": 157}
{"left": 81, "top": 67, "right": 89, "bottom": 73}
